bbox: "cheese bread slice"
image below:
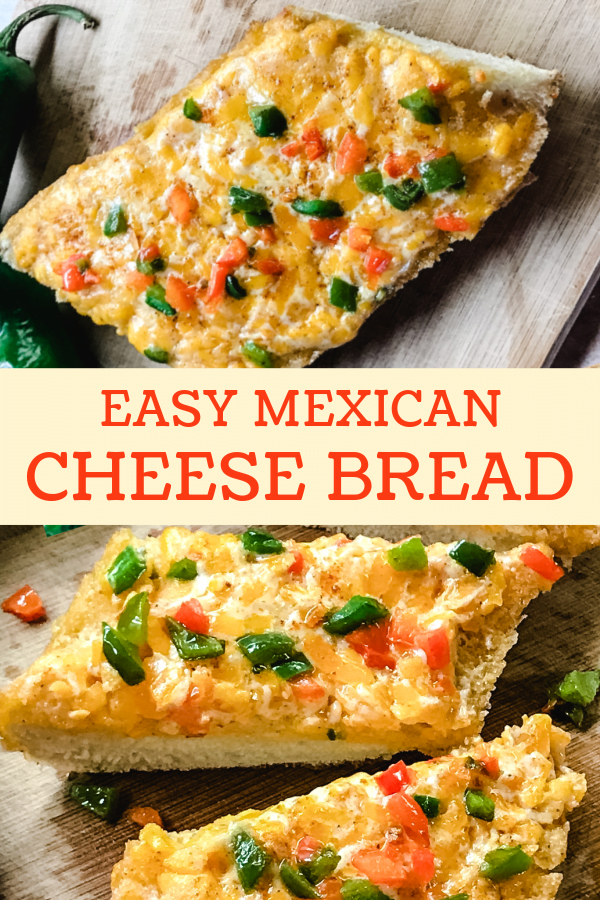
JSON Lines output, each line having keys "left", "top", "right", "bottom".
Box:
{"left": 0, "top": 528, "right": 565, "bottom": 771}
{"left": 0, "top": 7, "right": 560, "bottom": 368}
{"left": 111, "top": 715, "right": 585, "bottom": 900}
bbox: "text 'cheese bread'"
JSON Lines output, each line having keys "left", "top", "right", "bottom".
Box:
{"left": 0, "top": 528, "right": 566, "bottom": 771}
{"left": 0, "top": 8, "right": 560, "bottom": 367}
{"left": 111, "top": 715, "right": 585, "bottom": 900}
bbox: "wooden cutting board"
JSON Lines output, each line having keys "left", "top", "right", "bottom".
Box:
{"left": 1, "top": 0, "right": 600, "bottom": 368}
{"left": 0, "top": 525, "right": 598, "bottom": 900}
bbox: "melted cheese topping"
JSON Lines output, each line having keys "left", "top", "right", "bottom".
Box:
{"left": 0, "top": 528, "right": 555, "bottom": 748}
{"left": 0, "top": 8, "right": 550, "bottom": 367}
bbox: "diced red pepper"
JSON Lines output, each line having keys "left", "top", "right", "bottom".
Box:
{"left": 2, "top": 585, "right": 46, "bottom": 623}
{"left": 287, "top": 549, "right": 305, "bottom": 574}
{"left": 255, "top": 257, "right": 285, "bottom": 276}
{"left": 410, "top": 847, "right": 436, "bottom": 884}
{"left": 434, "top": 214, "right": 470, "bottom": 232}
{"left": 336, "top": 131, "right": 368, "bottom": 175}
{"left": 477, "top": 753, "right": 501, "bottom": 779}
{"left": 387, "top": 792, "right": 430, "bottom": 847}
{"left": 218, "top": 237, "right": 248, "bottom": 269}
{"left": 428, "top": 80, "right": 451, "bottom": 94}
{"left": 295, "top": 836, "right": 323, "bottom": 863}
{"left": 290, "top": 675, "right": 325, "bottom": 702}
{"left": 174, "top": 599, "right": 209, "bottom": 634}
{"left": 128, "top": 806, "right": 163, "bottom": 827}
{"left": 302, "top": 123, "right": 327, "bottom": 162}
{"left": 125, "top": 270, "right": 154, "bottom": 292}
{"left": 139, "top": 244, "right": 161, "bottom": 263}
{"left": 375, "top": 759, "right": 414, "bottom": 796}
{"left": 254, "top": 226, "right": 277, "bottom": 245}
{"left": 207, "top": 263, "right": 228, "bottom": 303}
{"left": 281, "top": 140, "right": 303, "bottom": 158}
{"left": 520, "top": 546, "right": 564, "bottom": 583}
{"left": 309, "top": 218, "right": 345, "bottom": 244}
{"left": 58, "top": 254, "right": 96, "bottom": 292}
{"left": 414, "top": 626, "right": 450, "bottom": 669}
{"left": 364, "top": 245, "right": 392, "bottom": 276}
{"left": 347, "top": 226, "right": 372, "bottom": 252}
{"left": 169, "top": 183, "right": 198, "bottom": 225}
{"left": 347, "top": 621, "right": 396, "bottom": 670}
{"left": 383, "top": 151, "right": 421, "bottom": 179}
{"left": 351, "top": 848, "right": 410, "bottom": 888}
{"left": 166, "top": 274, "right": 196, "bottom": 312}
{"left": 389, "top": 611, "right": 418, "bottom": 647}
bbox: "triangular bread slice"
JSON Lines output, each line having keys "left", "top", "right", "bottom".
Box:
{"left": 111, "top": 714, "right": 585, "bottom": 900}
{"left": 0, "top": 528, "right": 564, "bottom": 772}
{"left": 0, "top": 7, "right": 560, "bottom": 367}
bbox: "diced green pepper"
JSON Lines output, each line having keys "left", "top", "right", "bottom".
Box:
{"left": 465, "top": 756, "right": 482, "bottom": 770}
{"left": 354, "top": 171, "right": 384, "bottom": 194}
{"left": 117, "top": 591, "right": 149, "bottom": 646}
{"left": 226, "top": 274, "right": 248, "bottom": 299}
{"left": 107, "top": 545, "right": 146, "bottom": 594}
{"left": 555, "top": 670, "right": 600, "bottom": 707}
{"left": 136, "top": 254, "right": 165, "bottom": 276}
{"left": 417, "top": 153, "right": 465, "bottom": 193}
{"left": 102, "top": 623, "right": 146, "bottom": 686}
{"left": 449, "top": 540, "right": 495, "bottom": 577}
{"left": 167, "top": 558, "right": 198, "bottom": 580}
{"left": 327, "top": 728, "right": 337, "bottom": 741}
{"left": 383, "top": 179, "right": 424, "bottom": 211}
{"left": 166, "top": 617, "right": 225, "bottom": 660}
{"left": 244, "top": 209, "right": 274, "bottom": 226}
{"left": 279, "top": 860, "right": 320, "bottom": 898}
{"left": 272, "top": 653, "right": 314, "bottom": 680}
{"left": 413, "top": 794, "right": 441, "bottom": 818}
{"left": 464, "top": 789, "right": 495, "bottom": 822}
{"left": 242, "top": 340, "right": 275, "bottom": 367}
{"left": 442, "top": 895, "right": 469, "bottom": 900}
{"left": 183, "top": 97, "right": 202, "bottom": 121}
{"left": 229, "top": 186, "right": 270, "bottom": 213}
{"left": 480, "top": 845, "right": 532, "bottom": 881}
{"left": 237, "top": 631, "right": 295, "bottom": 668}
{"left": 145, "top": 284, "right": 176, "bottom": 316}
{"left": 232, "top": 829, "right": 270, "bottom": 893}
{"left": 323, "top": 595, "right": 389, "bottom": 636}
{"left": 241, "top": 528, "right": 284, "bottom": 555}
{"left": 399, "top": 87, "right": 442, "bottom": 125}
{"left": 144, "top": 346, "right": 169, "bottom": 364}
{"left": 103, "top": 203, "right": 127, "bottom": 237}
{"left": 69, "top": 783, "right": 120, "bottom": 821}
{"left": 329, "top": 277, "right": 358, "bottom": 312}
{"left": 292, "top": 198, "right": 344, "bottom": 218}
{"left": 299, "top": 845, "right": 341, "bottom": 884}
{"left": 43, "top": 525, "right": 81, "bottom": 536}
{"left": 387, "top": 537, "right": 428, "bottom": 571}
{"left": 340, "top": 880, "right": 393, "bottom": 900}
{"left": 249, "top": 104, "right": 288, "bottom": 137}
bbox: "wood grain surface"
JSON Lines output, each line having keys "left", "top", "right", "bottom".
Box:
{"left": 1, "top": 0, "right": 599, "bottom": 368}
{"left": 0, "top": 524, "right": 598, "bottom": 900}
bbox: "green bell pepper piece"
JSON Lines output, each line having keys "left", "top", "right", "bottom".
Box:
{"left": 241, "top": 528, "right": 284, "bottom": 555}
{"left": 292, "top": 198, "right": 344, "bottom": 218}
{"left": 340, "top": 880, "right": 392, "bottom": 900}
{"left": 442, "top": 895, "right": 469, "bottom": 900}
{"left": 383, "top": 179, "right": 424, "bottom": 211}
{"left": 103, "top": 203, "right": 127, "bottom": 237}
{"left": 183, "top": 97, "right": 202, "bottom": 121}
{"left": 43, "top": 525, "right": 81, "bottom": 536}
{"left": 226, "top": 274, "right": 247, "bottom": 299}
{"left": 167, "top": 557, "right": 198, "bottom": 580}
{"left": 229, "top": 186, "right": 270, "bottom": 213}
{"left": 69, "top": 783, "right": 120, "bottom": 821}
{"left": 299, "top": 845, "right": 341, "bottom": 883}
{"left": 417, "top": 153, "right": 465, "bottom": 193}
{"left": 237, "top": 632, "right": 296, "bottom": 668}
{"left": 232, "top": 829, "right": 270, "bottom": 892}
{"left": 145, "top": 283, "right": 176, "bottom": 316}
{"left": 413, "top": 794, "right": 441, "bottom": 818}
{"left": 354, "top": 171, "right": 384, "bottom": 194}
{"left": 102, "top": 622, "right": 146, "bottom": 685}
{"left": 387, "top": 537, "right": 428, "bottom": 571}
{"left": 249, "top": 104, "right": 287, "bottom": 137}
{"left": 117, "top": 591, "right": 149, "bottom": 646}
{"left": 244, "top": 209, "right": 274, "bottom": 226}
{"left": 449, "top": 540, "right": 495, "bottom": 577}
{"left": 271, "top": 653, "right": 314, "bottom": 680}
{"left": 144, "top": 346, "right": 169, "bottom": 364}
{"left": 323, "top": 596, "right": 389, "bottom": 636}
{"left": 107, "top": 545, "right": 146, "bottom": 594}
{"left": 480, "top": 845, "right": 532, "bottom": 881}
{"left": 329, "top": 277, "right": 358, "bottom": 312}
{"left": 399, "top": 87, "right": 441, "bottom": 125}
{"left": 136, "top": 254, "right": 165, "bottom": 276}
{"left": 166, "top": 617, "right": 225, "bottom": 660}
{"left": 464, "top": 788, "right": 495, "bottom": 821}
{"left": 279, "top": 860, "right": 320, "bottom": 898}
{"left": 242, "top": 340, "right": 275, "bottom": 367}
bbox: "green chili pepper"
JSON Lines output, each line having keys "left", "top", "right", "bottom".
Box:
{"left": 299, "top": 845, "right": 341, "bottom": 884}
{"left": 144, "top": 346, "right": 169, "bottom": 364}
{"left": 102, "top": 622, "right": 146, "bottom": 685}
{"left": 183, "top": 97, "right": 202, "bottom": 121}
{"left": 0, "top": 5, "right": 97, "bottom": 208}
{"left": 166, "top": 617, "right": 225, "bottom": 660}
{"left": 107, "top": 545, "right": 146, "bottom": 594}
{"left": 242, "top": 340, "right": 275, "bottom": 367}
{"left": 449, "top": 540, "right": 495, "bottom": 577}
{"left": 103, "top": 203, "right": 127, "bottom": 237}
{"left": 229, "top": 186, "right": 270, "bottom": 213}
{"left": 146, "top": 284, "right": 176, "bottom": 316}
{"left": 387, "top": 537, "right": 428, "bottom": 571}
{"left": 329, "top": 277, "right": 358, "bottom": 312}
{"left": 340, "top": 880, "right": 392, "bottom": 900}
{"left": 249, "top": 104, "right": 287, "bottom": 138}
{"left": 413, "top": 794, "right": 441, "bottom": 818}
{"left": 241, "top": 528, "right": 284, "bottom": 555}
{"left": 244, "top": 209, "right": 275, "bottom": 226}
{"left": 117, "top": 591, "right": 149, "bottom": 646}
{"left": 323, "top": 596, "right": 389, "bottom": 636}
{"left": 271, "top": 653, "right": 314, "bottom": 680}
{"left": 136, "top": 254, "right": 165, "bottom": 276}
{"left": 237, "top": 632, "right": 296, "bottom": 668}
{"left": 167, "top": 558, "right": 198, "bottom": 580}
{"left": 43, "top": 525, "right": 81, "bottom": 536}
{"left": 417, "top": 153, "right": 465, "bottom": 193}
{"left": 232, "top": 829, "right": 270, "bottom": 893}
{"left": 280, "top": 861, "right": 320, "bottom": 898}
{"left": 354, "top": 171, "right": 384, "bottom": 194}
{"left": 480, "top": 845, "right": 532, "bottom": 881}
{"left": 292, "top": 198, "right": 344, "bottom": 218}
{"left": 226, "top": 274, "right": 247, "bottom": 299}
{"left": 399, "top": 87, "right": 441, "bottom": 125}
{"left": 383, "top": 180, "right": 424, "bottom": 211}
{"left": 69, "top": 783, "right": 120, "bottom": 821}
{"left": 464, "top": 788, "right": 495, "bottom": 821}
{"left": 555, "top": 670, "right": 600, "bottom": 706}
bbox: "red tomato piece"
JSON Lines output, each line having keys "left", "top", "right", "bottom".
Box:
{"left": 295, "top": 836, "right": 323, "bottom": 862}
{"left": 364, "top": 245, "right": 392, "bottom": 275}
{"left": 254, "top": 226, "right": 277, "bottom": 245}
{"left": 302, "top": 123, "right": 327, "bottom": 161}
{"left": 316, "top": 878, "right": 342, "bottom": 900}
{"left": 169, "top": 184, "right": 198, "bottom": 225}
{"left": 60, "top": 254, "right": 89, "bottom": 292}
{"left": 255, "top": 257, "right": 285, "bottom": 276}
{"left": 375, "top": 759, "right": 414, "bottom": 796}
{"left": 174, "top": 599, "right": 209, "bottom": 634}
{"left": 347, "top": 226, "right": 372, "bottom": 252}
{"left": 218, "top": 237, "right": 248, "bottom": 269}
{"left": 428, "top": 80, "right": 451, "bottom": 94}
{"left": 387, "top": 792, "right": 430, "bottom": 847}
{"left": 309, "top": 218, "right": 345, "bottom": 244}
{"left": 166, "top": 274, "right": 196, "bottom": 312}
{"left": 410, "top": 847, "right": 435, "bottom": 884}
{"left": 520, "top": 546, "right": 564, "bottom": 583}
{"left": 287, "top": 549, "right": 305, "bottom": 574}
{"left": 290, "top": 676, "right": 325, "bottom": 702}
{"left": 389, "top": 611, "right": 418, "bottom": 647}
{"left": 207, "top": 263, "right": 228, "bottom": 303}
{"left": 352, "top": 849, "right": 410, "bottom": 887}
{"left": 434, "top": 214, "right": 470, "bottom": 232}
{"left": 139, "top": 244, "right": 161, "bottom": 263}
{"left": 477, "top": 754, "right": 501, "bottom": 779}
{"left": 2, "top": 585, "right": 46, "bottom": 623}
{"left": 347, "top": 621, "right": 396, "bottom": 670}
{"left": 336, "top": 131, "right": 368, "bottom": 175}
{"left": 383, "top": 151, "right": 421, "bottom": 179}
{"left": 125, "top": 270, "right": 154, "bottom": 291}
{"left": 414, "top": 626, "right": 451, "bottom": 669}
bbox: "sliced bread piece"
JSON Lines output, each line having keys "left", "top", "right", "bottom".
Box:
{"left": 0, "top": 528, "right": 565, "bottom": 771}
{"left": 111, "top": 714, "right": 585, "bottom": 900}
{"left": 0, "top": 7, "right": 560, "bottom": 367}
